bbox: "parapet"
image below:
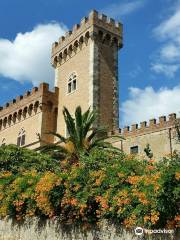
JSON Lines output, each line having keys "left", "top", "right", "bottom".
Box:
{"left": 0, "top": 83, "right": 59, "bottom": 118}
{"left": 51, "top": 10, "right": 123, "bottom": 67}
{"left": 120, "top": 113, "right": 179, "bottom": 137}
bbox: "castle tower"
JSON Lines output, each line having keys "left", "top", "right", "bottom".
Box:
{"left": 51, "top": 10, "right": 123, "bottom": 136}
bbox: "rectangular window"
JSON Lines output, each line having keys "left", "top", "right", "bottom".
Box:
{"left": 130, "top": 146, "right": 138, "bottom": 154}
{"left": 72, "top": 80, "right": 76, "bottom": 91}
{"left": 17, "top": 137, "right": 21, "bottom": 147}
{"left": 21, "top": 135, "right": 26, "bottom": 146}
{"left": 68, "top": 83, "right": 71, "bottom": 93}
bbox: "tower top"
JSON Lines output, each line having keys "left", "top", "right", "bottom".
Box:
{"left": 51, "top": 10, "right": 123, "bottom": 67}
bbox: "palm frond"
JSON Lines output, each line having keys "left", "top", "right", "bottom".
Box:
{"left": 82, "top": 111, "right": 97, "bottom": 138}
{"left": 63, "top": 107, "right": 76, "bottom": 138}
{"left": 75, "top": 106, "right": 83, "bottom": 147}
{"left": 87, "top": 127, "right": 107, "bottom": 142}
{"left": 39, "top": 143, "right": 68, "bottom": 154}
{"left": 46, "top": 132, "right": 67, "bottom": 143}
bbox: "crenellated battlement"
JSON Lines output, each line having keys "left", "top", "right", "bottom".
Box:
{"left": 108, "top": 113, "right": 179, "bottom": 138}
{"left": 51, "top": 10, "right": 123, "bottom": 67}
{"left": 0, "top": 83, "right": 59, "bottom": 132}
{"left": 0, "top": 83, "right": 58, "bottom": 114}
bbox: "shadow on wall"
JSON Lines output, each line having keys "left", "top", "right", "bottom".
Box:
{"left": 0, "top": 218, "right": 178, "bottom": 240}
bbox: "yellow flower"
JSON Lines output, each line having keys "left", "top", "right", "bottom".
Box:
{"left": 0, "top": 171, "right": 12, "bottom": 178}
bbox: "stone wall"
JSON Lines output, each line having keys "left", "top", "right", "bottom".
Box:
{"left": 54, "top": 41, "right": 91, "bottom": 136}
{"left": 0, "top": 218, "right": 177, "bottom": 240}
{"left": 0, "top": 83, "right": 59, "bottom": 149}
{"left": 51, "top": 10, "right": 123, "bottom": 135}
{"left": 110, "top": 113, "right": 180, "bottom": 160}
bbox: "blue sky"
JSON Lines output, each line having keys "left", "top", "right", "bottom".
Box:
{"left": 0, "top": 0, "right": 180, "bottom": 127}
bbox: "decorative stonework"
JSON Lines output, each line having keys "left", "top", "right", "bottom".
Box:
{"left": 52, "top": 9, "right": 123, "bottom": 135}
{"left": 0, "top": 83, "right": 58, "bottom": 132}
{"left": 108, "top": 113, "right": 179, "bottom": 138}
{"left": 121, "top": 113, "right": 178, "bottom": 137}
{"left": 51, "top": 10, "right": 123, "bottom": 68}
{"left": 112, "top": 44, "right": 119, "bottom": 130}
{"left": 91, "top": 33, "right": 100, "bottom": 127}
{"left": 0, "top": 83, "right": 59, "bottom": 149}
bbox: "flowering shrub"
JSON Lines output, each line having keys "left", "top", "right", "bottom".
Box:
{"left": 0, "top": 145, "right": 60, "bottom": 174}
{"left": 0, "top": 170, "right": 41, "bottom": 219}
{"left": 0, "top": 146, "right": 179, "bottom": 230}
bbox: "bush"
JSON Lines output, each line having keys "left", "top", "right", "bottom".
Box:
{"left": 0, "top": 146, "right": 179, "bottom": 230}
{"left": 0, "top": 145, "right": 60, "bottom": 174}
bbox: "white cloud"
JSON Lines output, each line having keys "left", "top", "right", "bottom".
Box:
{"left": 128, "top": 65, "right": 142, "bottom": 78}
{"left": 153, "top": 9, "right": 180, "bottom": 41}
{"left": 151, "top": 4, "right": 180, "bottom": 77}
{"left": 151, "top": 63, "right": 180, "bottom": 78}
{"left": 160, "top": 43, "right": 180, "bottom": 61}
{"left": 101, "top": 0, "right": 145, "bottom": 18}
{"left": 121, "top": 86, "right": 180, "bottom": 126}
{"left": 0, "top": 23, "right": 66, "bottom": 86}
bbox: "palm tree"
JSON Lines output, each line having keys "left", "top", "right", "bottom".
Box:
{"left": 40, "top": 106, "right": 121, "bottom": 162}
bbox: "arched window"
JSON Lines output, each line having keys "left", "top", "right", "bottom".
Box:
{"left": 3, "top": 117, "right": 7, "bottom": 128}
{"left": 17, "top": 128, "right": 26, "bottom": 147}
{"left": 68, "top": 72, "right": 77, "bottom": 94}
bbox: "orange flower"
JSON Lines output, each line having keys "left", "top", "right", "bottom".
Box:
{"left": 127, "top": 176, "right": 142, "bottom": 185}
{"left": 73, "top": 184, "right": 81, "bottom": 191}
{"left": 150, "top": 211, "right": 159, "bottom": 225}
{"left": 0, "top": 193, "right": 3, "bottom": 201}
{"left": 95, "top": 178, "right": 101, "bottom": 186}
{"left": 123, "top": 214, "right": 137, "bottom": 227}
{"left": 166, "top": 219, "right": 176, "bottom": 229}
{"left": 132, "top": 191, "right": 149, "bottom": 205}
{"left": 95, "top": 196, "right": 109, "bottom": 210}
{"left": 101, "top": 201, "right": 108, "bottom": 210}
{"left": 146, "top": 165, "right": 156, "bottom": 171}
{"left": 118, "top": 172, "right": 125, "bottom": 178}
{"left": 175, "top": 215, "right": 180, "bottom": 221}
{"left": 0, "top": 171, "right": 12, "bottom": 178}
{"left": 175, "top": 215, "right": 180, "bottom": 228}
{"left": 70, "top": 198, "right": 78, "bottom": 206}
{"left": 79, "top": 204, "right": 87, "bottom": 215}
{"left": 148, "top": 159, "right": 156, "bottom": 164}
{"left": 144, "top": 215, "right": 150, "bottom": 223}
{"left": 175, "top": 172, "right": 180, "bottom": 180}
{"left": 35, "top": 172, "right": 61, "bottom": 216}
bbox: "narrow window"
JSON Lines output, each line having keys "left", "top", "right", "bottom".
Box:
{"left": 130, "top": 146, "right": 138, "bottom": 154}
{"left": 73, "top": 80, "right": 76, "bottom": 91}
{"left": 17, "top": 128, "right": 26, "bottom": 147}
{"left": 68, "top": 82, "right": 71, "bottom": 93}
{"left": 17, "top": 137, "right": 21, "bottom": 147}
{"left": 68, "top": 73, "right": 77, "bottom": 94}
{"left": 21, "top": 134, "right": 26, "bottom": 146}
